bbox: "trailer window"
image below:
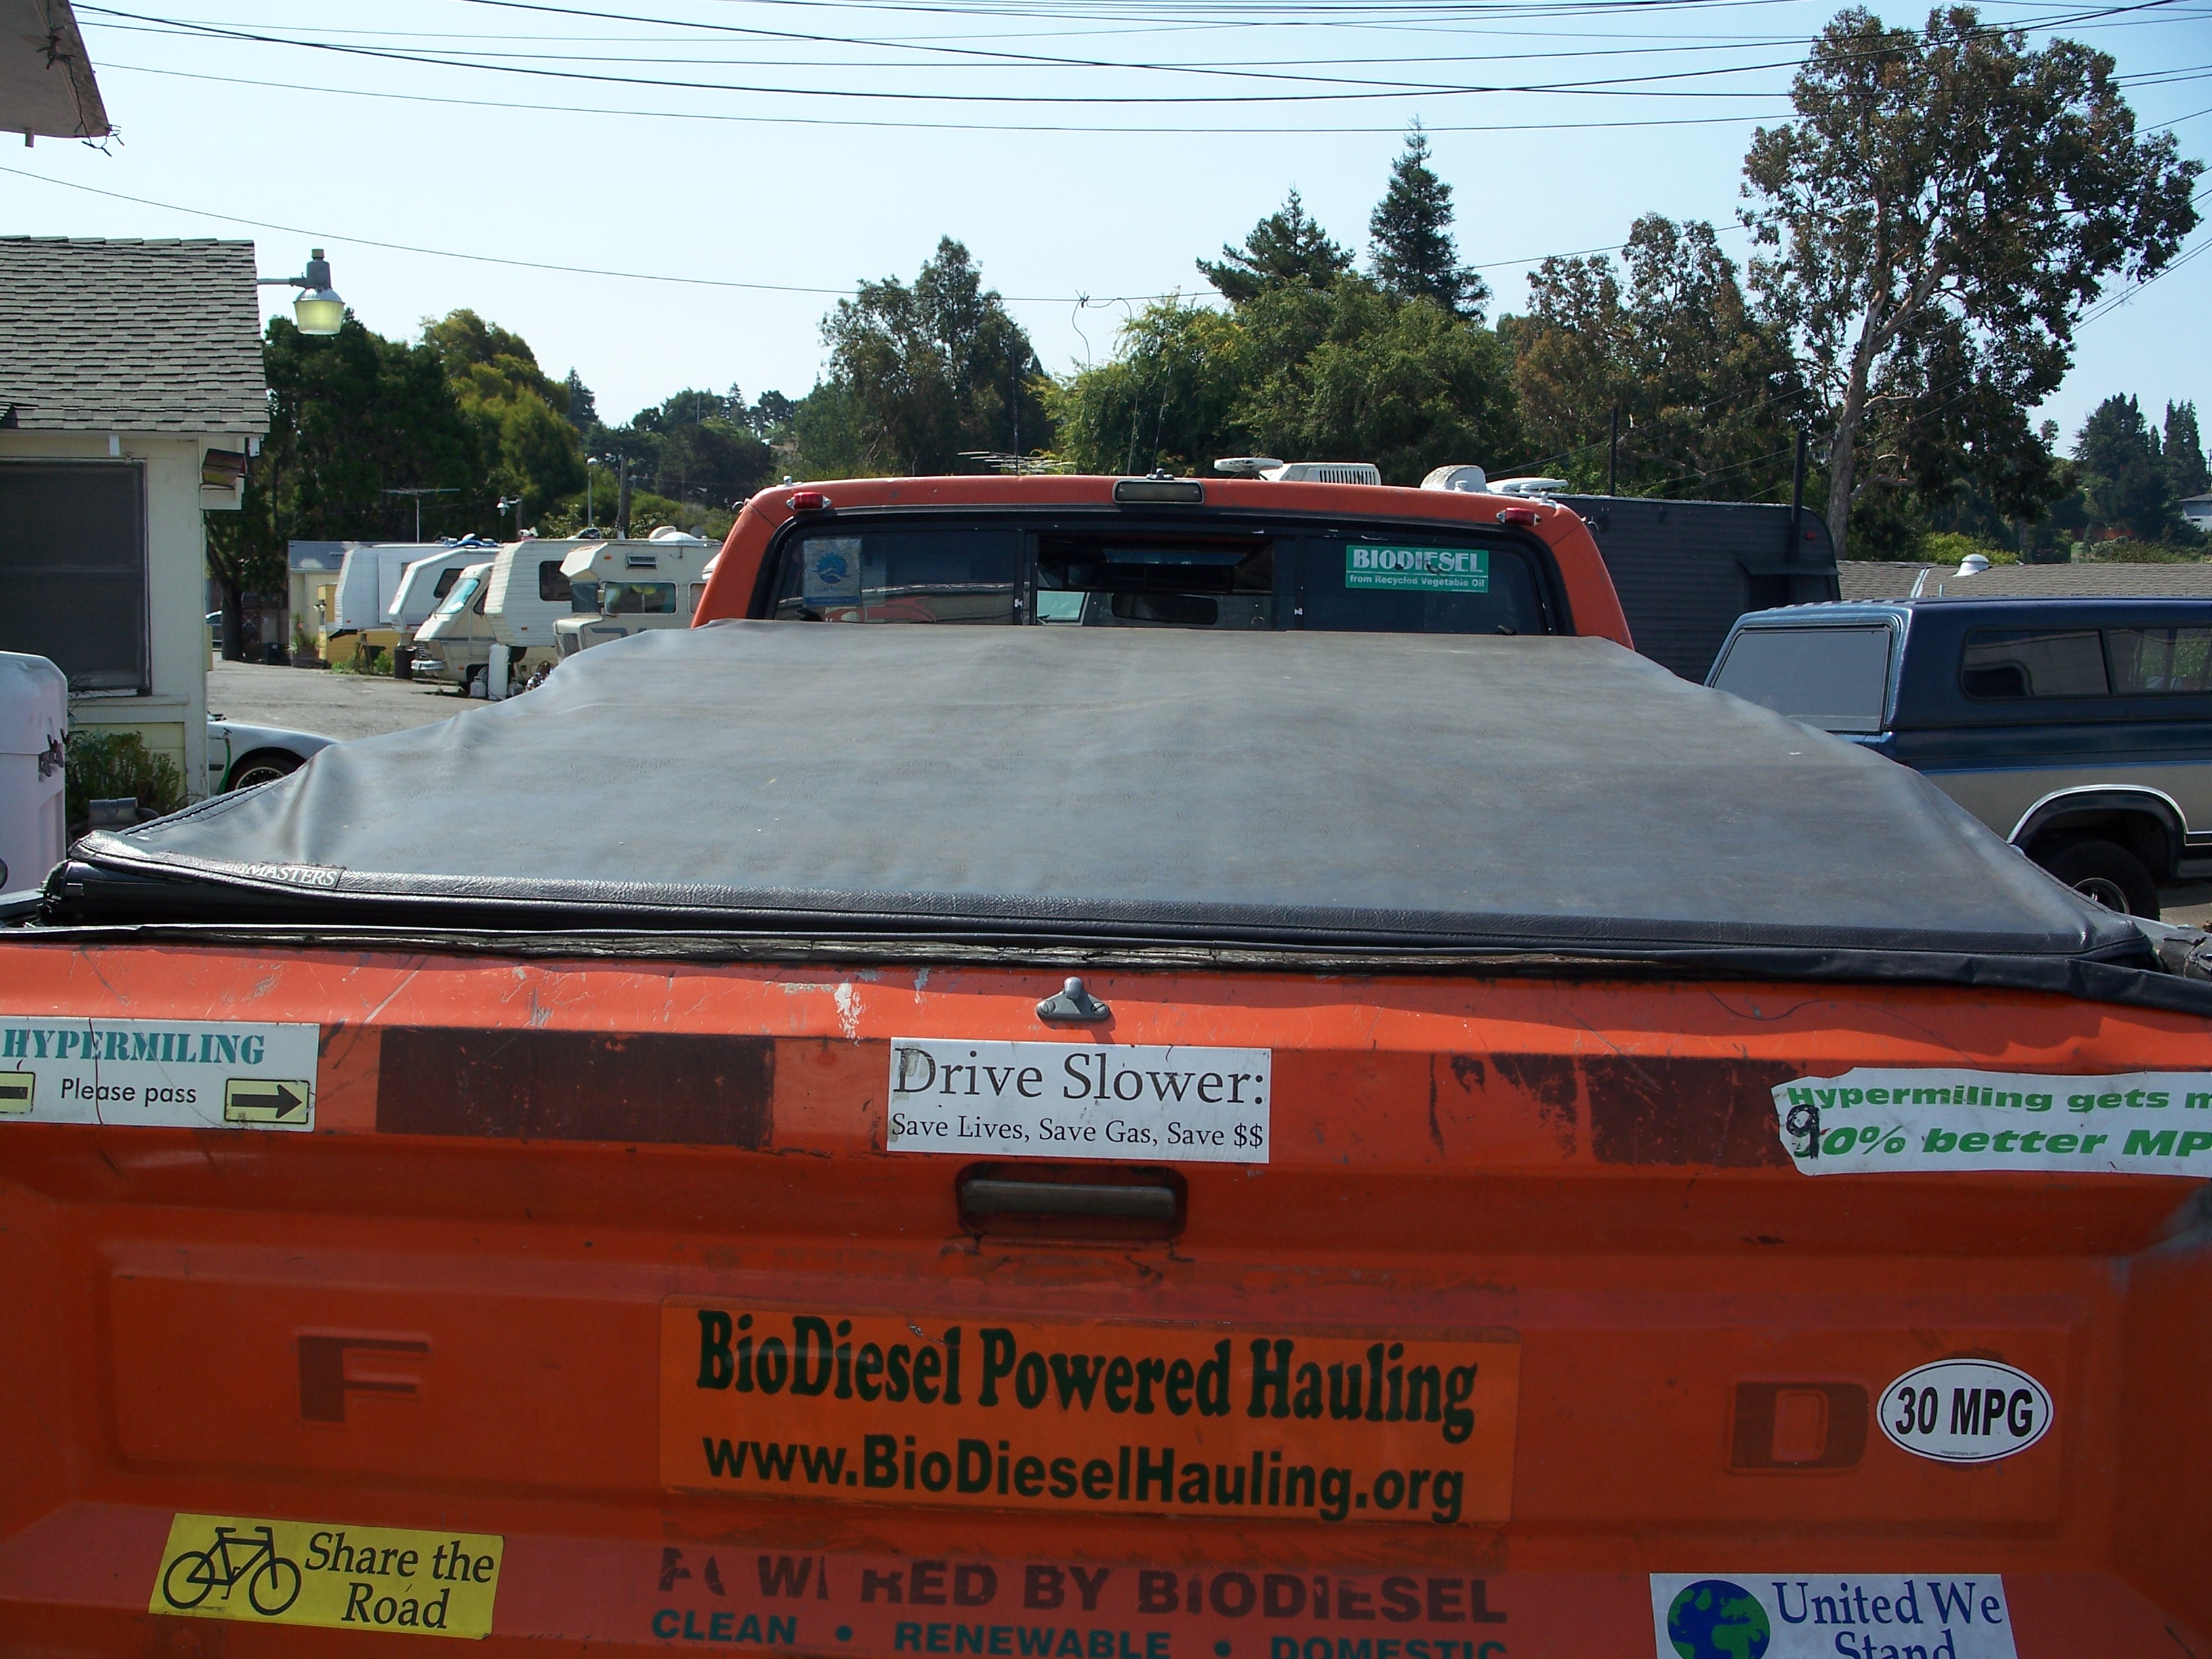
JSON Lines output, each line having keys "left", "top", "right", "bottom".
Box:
{"left": 2106, "top": 628, "right": 2212, "bottom": 695}
{"left": 538, "top": 560, "right": 573, "bottom": 602}
{"left": 432, "top": 567, "right": 464, "bottom": 600}
{"left": 605, "top": 581, "right": 679, "bottom": 615}
{"left": 771, "top": 529, "right": 1018, "bottom": 623}
{"left": 1712, "top": 625, "right": 1892, "bottom": 732}
{"left": 1961, "top": 629, "right": 2108, "bottom": 699}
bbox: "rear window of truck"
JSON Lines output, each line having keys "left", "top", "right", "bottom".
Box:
{"left": 1711, "top": 624, "right": 1893, "bottom": 732}
{"left": 764, "top": 518, "right": 1557, "bottom": 635}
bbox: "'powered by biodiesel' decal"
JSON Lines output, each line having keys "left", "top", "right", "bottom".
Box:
{"left": 662, "top": 1307, "right": 1520, "bottom": 1525}
{"left": 1343, "top": 546, "right": 1489, "bottom": 594}
{"left": 1771, "top": 1068, "right": 2212, "bottom": 1174}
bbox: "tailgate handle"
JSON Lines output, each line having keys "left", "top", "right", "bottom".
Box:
{"left": 959, "top": 1177, "right": 1176, "bottom": 1221}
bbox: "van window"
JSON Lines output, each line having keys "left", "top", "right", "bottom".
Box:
{"left": 2106, "top": 627, "right": 2212, "bottom": 695}
{"left": 432, "top": 567, "right": 464, "bottom": 600}
{"left": 1961, "top": 629, "right": 2108, "bottom": 699}
{"left": 436, "top": 576, "right": 482, "bottom": 618}
{"left": 604, "top": 581, "right": 679, "bottom": 615}
{"left": 538, "top": 560, "right": 573, "bottom": 602}
{"left": 1711, "top": 625, "right": 1892, "bottom": 732}
{"left": 771, "top": 529, "right": 1019, "bottom": 623}
{"left": 1298, "top": 536, "right": 1549, "bottom": 636}
{"left": 1035, "top": 534, "right": 1273, "bottom": 630}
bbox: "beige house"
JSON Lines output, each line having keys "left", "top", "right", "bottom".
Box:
{"left": 0, "top": 238, "right": 269, "bottom": 795}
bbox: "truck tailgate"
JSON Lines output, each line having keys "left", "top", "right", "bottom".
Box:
{"left": 0, "top": 943, "right": 2206, "bottom": 1657}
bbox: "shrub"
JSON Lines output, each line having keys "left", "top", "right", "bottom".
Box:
{"left": 2081, "top": 537, "right": 2205, "bottom": 564}
{"left": 64, "top": 729, "right": 186, "bottom": 839}
{"left": 1921, "top": 531, "right": 2017, "bottom": 567}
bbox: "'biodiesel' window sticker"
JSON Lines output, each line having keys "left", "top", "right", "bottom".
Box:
{"left": 1771, "top": 1068, "right": 2212, "bottom": 1174}
{"left": 1344, "top": 546, "right": 1489, "bottom": 594}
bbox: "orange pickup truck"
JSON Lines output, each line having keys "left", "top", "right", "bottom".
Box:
{"left": 3, "top": 485, "right": 2209, "bottom": 1658}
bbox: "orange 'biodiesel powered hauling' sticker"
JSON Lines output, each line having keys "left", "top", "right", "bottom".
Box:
{"left": 659, "top": 1306, "right": 1520, "bottom": 1525}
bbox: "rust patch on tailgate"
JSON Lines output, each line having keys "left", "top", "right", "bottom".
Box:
{"left": 1582, "top": 1056, "right": 1798, "bottom": 1167}
{"left": 375, "top": 1029, "right": 773, "bottom": 1145}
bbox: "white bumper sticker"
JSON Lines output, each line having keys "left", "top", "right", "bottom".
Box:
{"left": 886, "top": 1039, "right": 1270, "bottom": 1162}
{"left": 0, "top": 1017, "right": 318, "bottom": 1131}
{"left": 1880, "top": 1359, "right": 2052, "bottom": 1463}
{"left": 1772, "top": 1068, "right": 2212, "bottom": 1174}
{"left": 1652, "top": 1574, "right": 2017, "bottom": 1658}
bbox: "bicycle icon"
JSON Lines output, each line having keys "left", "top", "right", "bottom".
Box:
{"left": 160, "top": 1524, "right": 303, "bottom": 1617}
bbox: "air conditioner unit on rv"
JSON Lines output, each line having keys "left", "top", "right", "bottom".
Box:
{"left": 1420, "top": 465, "right": 1488, "bottom": 493}
{"left": 1212, "top": 457, "right": 1382, "bottom": 485}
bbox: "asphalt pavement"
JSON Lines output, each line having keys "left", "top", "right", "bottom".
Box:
{"left": 208, "top": 661, "right": 470, "bottom": 743}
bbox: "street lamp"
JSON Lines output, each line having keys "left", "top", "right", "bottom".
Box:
{"left": 257, "top": 248, "right": 347, "bottom": 336}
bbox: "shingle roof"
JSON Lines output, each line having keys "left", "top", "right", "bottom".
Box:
{"left": 1841, "top": 560, "right": 2212, "bottom": 600}
{"left": 0, "top": 238, "right": 267, "bottom": 434}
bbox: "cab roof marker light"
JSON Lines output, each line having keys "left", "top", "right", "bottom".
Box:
{"left": 1496, "top": 506, "right": 1543, "bottom": 527}
{"left": 787, "top": 490, "right": 832, "bottom": 512}
{"left": 1113, "top": 478, "right": 1206, "bottom": 504}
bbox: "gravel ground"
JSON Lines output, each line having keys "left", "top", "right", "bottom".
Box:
{"left": 208, "top": 660, "right": 470, "bottom": 744}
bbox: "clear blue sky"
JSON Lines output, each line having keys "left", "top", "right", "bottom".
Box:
{"left": 10, "top": 0, "right": 2209, "bottom": 458}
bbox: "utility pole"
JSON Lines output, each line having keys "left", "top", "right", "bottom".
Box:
{"left": 1607, "top": 407, "right": 1619, "bottom": 496}
{"left": 1789, "top": 430, "right": 1808, "bottom": 556}
{"left": 616, "top": 453, "right": 632, "bottom": 538}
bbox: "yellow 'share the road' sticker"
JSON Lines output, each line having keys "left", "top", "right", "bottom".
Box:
{"left": 149, "top": 1513, "right": 502, "bottom": 1639}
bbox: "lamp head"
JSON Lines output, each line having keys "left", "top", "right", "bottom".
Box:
{"left": 292, "top": 249, "right": 346, "bottom": 335}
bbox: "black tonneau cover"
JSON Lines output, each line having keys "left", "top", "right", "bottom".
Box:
{"left": 45, "top": 623, "right": 2181, "bottom": 1002}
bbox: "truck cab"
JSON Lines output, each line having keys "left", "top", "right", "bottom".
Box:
{"left": 1708, "top": 596, "right": 2212, "bottom": 915}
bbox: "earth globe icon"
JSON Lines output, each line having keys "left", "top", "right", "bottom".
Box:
{"left": 1665, "top": 1580, "right": 1772, "bottom": 1659}
{"left": 814, "top": 553, "right": 849, "bottom": 586}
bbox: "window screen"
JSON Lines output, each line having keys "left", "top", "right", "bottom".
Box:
{"left": 1034, "top": 534, "right": 1274, "bottom": 630}
{"left": 2106, "top": 628, "right": 2212, "bottom": 695}
{"left": 1711, "top": 626, "right": 1893, "bottom": 732}
{"left": 1961, "top": 629, "right": 2108, "bottom": 699}
{"left": 1298, "top": 536, "right": 1551, "bottom": 636}
{"left": 771, "top": 528, "right": 1019, "bottom": 623}
{"left": 0, "top": 463, "right": 146, "bottom": 691}
{"left": 538, "top": 559, "right": 573, "bottom": 602}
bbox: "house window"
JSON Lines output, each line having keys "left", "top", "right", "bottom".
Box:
{"left": 0, "top": 462, "right": 148, "bottom": 692}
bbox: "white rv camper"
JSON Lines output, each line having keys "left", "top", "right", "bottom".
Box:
{"left": 551, "top": 531, "right": 715, "bottom": 659}
{"left": 386, "top": 541, "right": 503, "bottom": 639}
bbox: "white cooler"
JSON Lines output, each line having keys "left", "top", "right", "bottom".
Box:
{"left": 0, "top": 653, "right": 68, "bottom": 897}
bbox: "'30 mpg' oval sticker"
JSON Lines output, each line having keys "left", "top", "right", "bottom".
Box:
{"left": 1881, "top": 1359, "right": 2052, "bottom": 1462}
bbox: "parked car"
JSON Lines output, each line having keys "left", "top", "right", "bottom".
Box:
{"left": 204, "top": 716, "right": 335, "bottom": 793}
{"left": 1708, "top": 596, "right": 2212, "bottom": 914}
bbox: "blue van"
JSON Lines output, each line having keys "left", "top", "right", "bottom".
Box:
{"left": 1707, "top": 597, "right": 2212, "bottom": 916}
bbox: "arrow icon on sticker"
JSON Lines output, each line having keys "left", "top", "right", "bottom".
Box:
{"left": 224, "top": 1080, "right": 309, "bottom": 1123}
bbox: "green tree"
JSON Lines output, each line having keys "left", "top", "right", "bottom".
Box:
{"left": 207, "top": 315, "right": 480, "bottom": 655}
{"left": 1742, "top": 6, "right": 2201, "bottom": 556}
{"left": 1369, "top": 122, "right": 1488, "bottom": 323}
{"left": 1197, "top": 189, "right": 1354, "bottom": 305}
{"left": 1050, "top": 277, "right": 1522, "bottom": 485}
{"left": 2165, "top": 401, "right": 2209, "bottom": 500}
{"left": 2076, "top": 394, "right": 2186, "bottom": 543}
{"left": 815, "top": 238, "right": 1048, "bottom": 474}
{"left": 422, "top": 309, "right": 586, "bottom": 523}
{"left": 1508, "top": 216, "right": 1800, "bottom": 497}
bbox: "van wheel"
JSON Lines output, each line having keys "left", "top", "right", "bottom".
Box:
{"left": 2037, "top": 838, "right": 2159, "bottom": 916}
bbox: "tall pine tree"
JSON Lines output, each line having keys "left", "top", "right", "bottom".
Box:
{"left": 1197, "top": 190, "right": 1353, "bottom": 305}
{"left": 2165, "top": 400, "right": 2209, "bottom": 499}
{"left": 1368, "top": 122, "right": 1488, "bottom": 323}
